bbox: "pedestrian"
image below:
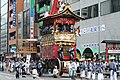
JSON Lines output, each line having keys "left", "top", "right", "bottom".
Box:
{"left": 53, "top": 66, "right": 58, "bottom": 78}
{"left": 91, "top": 58, "right": 96, "bottom": 80}
{"left": 68, "top": 60, "right": 73, "bottom": 77}
{"left": 80, "top": 59, "right": 86, "bottom": 80}
{"left": 96, "top": 58, "right": 104, "bottom": 80}
{"left": 37, "top": 59, "right": 43, "bottom": 77}
{"left": 86, "top": 58, "right": 92, "bottom": 80}
{"left": 109, "top": 57, "right": 117, "bottom": 80}
{"left": 21, "top": 61, "right": 26, "bottom": 78}
{"left": 70, "top": 60, "right": 77, "bottom": 80}
{"left": 15, "top": 62, "right": 20, "bottom": 79}
{"left": 32, "top": 66, "right": 38, "bottom": 79}
{"left": 29, "top": 60, "right": 36, "bottom": 74}
{"left": 25, "top": 62, "right": 30, "bottom": 75}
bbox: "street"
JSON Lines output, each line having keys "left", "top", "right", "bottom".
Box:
{"left": 0, "top": 71, "right": 119, "bottom": 80}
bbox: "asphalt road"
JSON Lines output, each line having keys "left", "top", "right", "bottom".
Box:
{"left": 0, "top": 71, "right": 120, "bottom": 80}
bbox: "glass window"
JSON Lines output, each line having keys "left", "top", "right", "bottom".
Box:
{"left": 26, "top": 10, "right": 30, "bottom": 24}
{"left": 24, "top": 0, "right": 30, "bottom": 10}
{"left": 1, "top": 13, "right": 8, "bottom": 25}
{"left": 81, "top": 4, "right": 98, "bottom": 19}
{"left": 100, "top": 0, "right": 111, "bottom": 15}
{"left": 101, "top": 0, "right": 120, "bottom": 16}
{"left": 1, "top": 0, "right": 8, "bottom": 7}
{"left": 1, "top": 4, "right": 8, "bottom": 16}
{"left": 23, "top": 12, "right": 27, "bottom": 25}
{"left": 111, "top": 0, "right": 120, "bottom": 13}
{"left": 66, "top": 0, "right": 80, "bottom": 4}
{"left": 23, "top": 10, "right": 30, "bottom": 38}
{"left": 1, "top": 23, "right": 7, "bottom": 30}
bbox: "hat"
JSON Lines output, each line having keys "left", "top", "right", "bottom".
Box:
{"left": 110, "top": 56, "right": 115, "bottom": 60}
{"left": 54, "top": 66, "right": 57, "bottom": 69}
{"left": 87, "top": 58, "right": 91, "bottom": 61}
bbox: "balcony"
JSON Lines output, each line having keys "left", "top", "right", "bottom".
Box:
{"left": 9, "top": 39, "right": 16, "bottom": 45}
{"left": 9, "top": 27, "right": 16, "bottom": 33}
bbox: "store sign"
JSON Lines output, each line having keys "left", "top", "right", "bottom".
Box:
{"left": 11, "top": 46, "right": 16, "bottom": 52}
{"left": 30, "top": 0, "right": 34, "bottom": 39}
{"left": 80, "top": 24, "right": 105, "bottom": 34}
{"left": 108, "top": 50, "right": 120, "bottom": 53}
{"left": 12, "top": 0, "right": 16, "bottom": 26}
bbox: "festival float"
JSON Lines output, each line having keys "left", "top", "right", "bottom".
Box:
{"left": 38, "top": 0, "right": 83, "bottom": 76}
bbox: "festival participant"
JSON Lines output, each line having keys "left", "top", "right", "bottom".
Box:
{"left": 109, "top": 57, "right": 117, "bottom": 80}
{"left": 68, "top": 60, "right": 73, "bottom": 77}
{"left": 32, "top": 64, "right": 38, "bottom": 79}
{"left": 21, "top": 60, "right": 26, "bottom": 78}
{"left": 15, "top": 61, "right": 20, "bottom": 79}
{"left": 37, "top": 59, "right": 43, "bottom": 77}
{"left": 80, "top": 58, "right": 86, "bottom": 80}
{"left": 91, "top": 58, "right": 96, "bottom": 80}
{"left": 86, "top": 58, "right": 92, "bottom": 80}
{"left": 96, "top": 58, "right": 104, "bottom": 80}
{"left": 53, "top": 66, "right": 58, "bottom": 78}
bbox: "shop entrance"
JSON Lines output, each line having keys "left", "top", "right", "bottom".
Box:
{"left": 83, "top": 48, "right": 93, "bottom": 58}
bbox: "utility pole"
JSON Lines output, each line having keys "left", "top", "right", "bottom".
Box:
{"left": 0, "top": 0, "right": 1, "bottom": 55}
{"left": 98, "top": 0, "right": 101, "bottom": 59}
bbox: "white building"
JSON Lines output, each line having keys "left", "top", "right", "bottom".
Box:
{"left": 67, "top": 0, "right": 120, "bottom": 60}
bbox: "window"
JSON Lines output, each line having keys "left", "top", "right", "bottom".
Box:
{"left": 1, "top": 4, "right": 8, "bottom": 16}
{"left": 23, "top": 10, "right": 30, "bottom": 38}
{"left": 1, "top": 0, "right": 8, "bottom": 7}
{"left": 66, "top": 0, "right": 80, "bottom": 4}
{"left": 81, "top": 4, "right": 98, "bottom": 19}
{"left": 24, "top": 0, "right": 30, "bottom": 10}
{"left": 111, "top": 0, "right": 120, "bottom": 13}
{"left": 101, "top": 0, "right": 120, "bottom": 16}
{"left": 1, "top": 13, "right": 7, "bottom": 25}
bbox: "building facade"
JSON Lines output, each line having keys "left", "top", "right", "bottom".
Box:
{"left": 8, "top": 0, "right": 24, "bottom": 58}
{"left": 0, "top": 0, "right": 8, "bottom": 57}
{"left": 67, "top": 0, "right": 120, "bottom": 60}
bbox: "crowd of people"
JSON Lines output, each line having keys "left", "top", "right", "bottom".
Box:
{"left": 0, "top": 57, "right": 120, "bottom": 80}
{"left": 68, "top": 57, "right": 120, "bottom": 80}
{"left": 0, "top": 58, "right": 45, "bottom": 79}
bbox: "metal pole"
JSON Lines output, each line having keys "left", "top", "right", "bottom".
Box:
{"left": 0, "top": 0, "right": 1, "bottom": 55}
{"left": 98, "top": 0, "right": 101, "bottom": 58}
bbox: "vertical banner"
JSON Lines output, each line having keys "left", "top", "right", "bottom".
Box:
{"left": 30, "top": 0, "right": 34, "bottom": 39}
{"left": 12, "top": 0, "right": 16, "bottom": 27}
